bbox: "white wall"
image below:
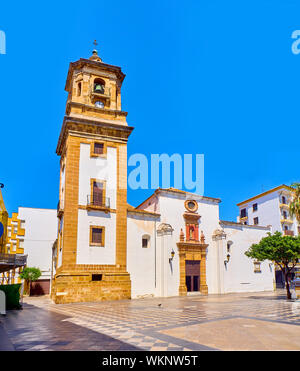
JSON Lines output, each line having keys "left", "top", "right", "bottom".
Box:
{"left": 238, "top": 189, "right": 299, "bottom": 236}
{"left": 132, "top": 192, "right": 221, "bottom": 298}
{"left": 78, "top": 143, "right": 117, "bottom": 208}
{"left": 127, "top": 213, "right": 157, "bottom": 298}
{"left": 159, "top": 193, "right": 221, "bottom": 296}
{"left": 129, "top": 191, "right": 275, "bottom": 298}
{"left": 240, "top": 191, "right": 281, "bottom": 230}
{"left": 18, "top": 207, "right": 58, "bottom": 280}
{"left": 76, "top": 209, "right": 116, "bottom": 265}
{"left": 222, "top": 224, "right": 274, "bottom": 293}
{"left": 76, "top": 142, "right": 118, "bottom": 265}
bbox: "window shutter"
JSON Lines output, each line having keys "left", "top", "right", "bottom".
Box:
{"left": 93, "top": 181, "right": 103, "bottom": 205}
{"left": 92, "top": 228, "right": 103, "bottom": 244}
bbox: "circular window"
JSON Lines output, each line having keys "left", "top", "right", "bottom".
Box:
{"left": 184, "top": 199, "right": 198, "bottom": 212}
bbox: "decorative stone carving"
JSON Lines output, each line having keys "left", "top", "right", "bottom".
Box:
{"left": 157, "top": 223, "right": 174, "bottom": 236}
{"left": 212, "top": 228, "right": 227, "bottom": 241}
{"left": 179, "top": 228, "right": 185, "bottom": 242}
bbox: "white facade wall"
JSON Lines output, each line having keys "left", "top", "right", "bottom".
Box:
{"left": 76, "top": 209, "right": 116, "bottom": 265}
{"left": 240, "top": 192, "right": 281, "bottom": 231}
{"left": 221, "top": 224, "right": 274, "bottom": 293}
{"left": 238, "top": 189, "right": 298, "bottom": 236}
{"left": 18, "top": 207, "right": 58, "bottom": 280}
{"left": 127, "top": 214, "right": 157, "bottom": 298}
{"left": 76, "top": 142, "right": 117, "bottom": 265}
{"left": 158, "top": 194, "right": 220, "bottom": 296}
{"left": 78, "top": 143, "right": 117, "bottom": 209}
{"left": 128, "top": 192, "right": 275, "bottom": 298}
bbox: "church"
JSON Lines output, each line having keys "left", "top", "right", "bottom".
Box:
{"left": 51, "top": 49, "right": 274, "bottom": 304}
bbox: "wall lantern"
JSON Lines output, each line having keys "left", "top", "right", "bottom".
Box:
{"left": 224, "top": 253, "right": 230, "bottom": 268}
{"left": 169, "top": 249, "right": 175, "bottom": 263}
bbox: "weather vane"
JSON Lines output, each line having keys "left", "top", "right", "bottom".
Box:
{"left": 93, "top": 40, "right": 98, "bottom": 48}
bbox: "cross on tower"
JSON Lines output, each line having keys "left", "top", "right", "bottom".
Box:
{"left": 93, "top": 40, "right": 98, "bottom": 48}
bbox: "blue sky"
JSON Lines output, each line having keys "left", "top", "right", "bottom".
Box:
{"left": 0, "top": 0, "right": 299, "bottom": 221}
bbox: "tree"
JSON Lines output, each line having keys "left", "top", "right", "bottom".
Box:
{"left": 19, "top": 267, "right": 41, "bottom": 296}
{"left": 289, "top": 182, "right": 300, "bottom": 224}
{"left": 245, "top": 232, "right": 300, "bottom": 299}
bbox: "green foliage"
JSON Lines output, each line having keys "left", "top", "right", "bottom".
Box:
{"left": 19, "top": 267, "right": 41, "bottom": 282}
{"left": 289, "top": 182, "right": 300, "bottom": 224}
{"left": 245, "top": 231, "right": 300, "bottom": 267}
{"left": 245, "top": 232, "right": 300, "bottom": 299}
{"left": 0, "top": 284, "right": 21, "bottom": 309}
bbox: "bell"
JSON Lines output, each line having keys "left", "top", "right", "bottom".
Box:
{"left": 94, "top": 84, "right": 104, "bottom": 93}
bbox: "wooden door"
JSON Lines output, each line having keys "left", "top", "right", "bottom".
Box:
{"left": 185, "top": 260, "right": 200, "bottom": 292}
{"left": 93, "top": 181, "right": 103, "bottom": 206}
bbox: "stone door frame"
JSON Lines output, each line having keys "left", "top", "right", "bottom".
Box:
{"left": 177, "top": 242, "right": 208, "bottom": 296}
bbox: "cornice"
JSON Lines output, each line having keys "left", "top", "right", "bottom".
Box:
{"left": 176, "top": 241, "right": 208, "bottom": 253}
{"left": 66, "top": 101, "right": 128, "bottom": 118}
{"left": 56, "top": 115, "right": 134, "bottom": 155}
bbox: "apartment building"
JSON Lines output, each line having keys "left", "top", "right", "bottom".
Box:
{"left": 237, "top": 185, "right": 299, "bottom": 236}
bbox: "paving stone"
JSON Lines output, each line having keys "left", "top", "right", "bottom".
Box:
{"left": 1, "top": 290, "right": 300, "bottom": 351}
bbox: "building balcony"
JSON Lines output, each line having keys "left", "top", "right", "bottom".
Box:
{"left": 0, "top": 253, "right": 27, "bottom": 273}
{"left": 284, "top": 230, "right": 294, "bottom": 236}
{"left": 239, "top": 216, "right": 248, "bottom": 222}
{"left": 280, "top": 203, "right": 290, "bottom": 209}
{"left": 281, "top": 218, "right": 294, "bottom": 224}
{"left": 87, "top": 195, "right": 110, "bottom": 212}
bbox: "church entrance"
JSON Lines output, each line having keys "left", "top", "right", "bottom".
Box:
{"left": 185, "top": 260, "right": 200, "bottom": 292}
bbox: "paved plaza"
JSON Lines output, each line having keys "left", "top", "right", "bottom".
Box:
{"left": 1, "top": 290, "right": 300, "bottom": 351}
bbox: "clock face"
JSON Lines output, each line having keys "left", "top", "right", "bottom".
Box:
{"left": 95, "top": 101, "right": 104, "bottom": 108}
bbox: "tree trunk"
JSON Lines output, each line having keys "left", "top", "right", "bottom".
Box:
{"left": 284, "top": 271, "right": 291, "bottom": 300}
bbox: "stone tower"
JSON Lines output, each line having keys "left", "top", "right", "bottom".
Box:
{"left": 52, "top": 47, "right": 134, "bottom": 303}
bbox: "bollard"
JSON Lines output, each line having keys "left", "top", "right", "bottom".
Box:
{"left": 0, "top": 290, "right": 5, "bottom": 315}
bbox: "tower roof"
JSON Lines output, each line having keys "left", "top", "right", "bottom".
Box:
{"left": 89, "top": 49, "right": 102, "bottom": 62}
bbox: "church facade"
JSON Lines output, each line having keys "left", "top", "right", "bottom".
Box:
{"left": 51, "top": 50, "right": 275, "bottom": 304}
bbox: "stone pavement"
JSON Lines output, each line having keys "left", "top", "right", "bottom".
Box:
{"left": 1, "top": 290, "right": 300, "bottom": 351}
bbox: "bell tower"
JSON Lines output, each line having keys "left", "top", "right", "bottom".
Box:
{"left": 52, "top": 46, "right": 134, "bottom": 303}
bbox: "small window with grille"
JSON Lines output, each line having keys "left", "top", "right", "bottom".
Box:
{"left": 91, "top": 141, "right": 106, "bottom": 157}
{"left": 90, "top": 226, "right": 105, "bottom": 247}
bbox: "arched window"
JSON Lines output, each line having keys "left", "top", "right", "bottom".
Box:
{"left": 77, "top": 82, "right": 82, "bottom": 96}
{"left": 142, "top": 234, "right": 150, "bottom": 248}
{"left": 94, "top": 78, "right": 105, "bottom": 94}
